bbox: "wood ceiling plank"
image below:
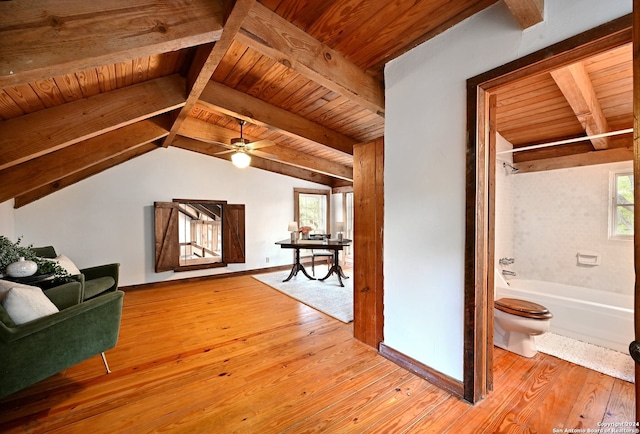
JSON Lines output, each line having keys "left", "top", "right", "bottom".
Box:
{"left": 235, "top": 56, "right": 278, "bottom": 94}
{"left": 238, "top": 2, "right": 385, "bottom": 116}
{"left": 365, "top": 0, "right": 499, "bottom": 73}
{"left": 0, "top": 0, "right": 225, "bottom": 88}
{"left": 31, "top": 78, "right": 66, "bottom": 108}
{"left": 0, "top": 119, "right": 168, "bottom": 203}
{"left": 96, "top": 64, "right": 118, "bottom": 93}
{"left": 173, "top": 135, "right": 340, "bottom": 186}
{"left": 0, "top": 89, "right": 25, "bottom": 120}
{"left": 75, "top": 69, "right": 101, "bottom": 97}
{"left": 245, "top": 62, "right": 299, "bottom": 101}
{"left": 211, "top": 40, "right": 248, "bottom": 83}
{"left": 14, "top": 143, "right": 160, "bottom": 208}
{"left": 503, "top": 0, "right": 544, "bottom": 29}
{"left": 53, "top": 73, "right": 83, "bottom": 103}
{"left": 0, "top": 74, "right": 185, "bottom": 171}
{"left": 551, "top": 62, "right": 610, "bottom": 149}
{"left": 3, "top": 84, "right": 46, "bottom": 113}
{"left": 162, "top": 0, "right": 256, "bottom": 147}
{"left": 199, "top": 81, "right": 356, "bottom": 155}
{"left": 221, "top": 49, "right": 266, "bottom": 89}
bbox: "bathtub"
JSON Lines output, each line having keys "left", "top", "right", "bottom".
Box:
{"left": 495, "top": 277, "right": 634, "bottom": 353}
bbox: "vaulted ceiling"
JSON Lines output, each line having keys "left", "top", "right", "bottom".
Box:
{"left": 3, "top": 0, "right": 627, "bottom": 208}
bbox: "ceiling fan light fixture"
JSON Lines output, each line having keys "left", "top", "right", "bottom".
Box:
{"left": 231, "top": 150, "right": 251, "bottom": 168}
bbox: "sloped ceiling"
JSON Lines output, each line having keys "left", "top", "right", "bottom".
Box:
{"left": 10, "top": 0, "right": 626, "bottom": 208}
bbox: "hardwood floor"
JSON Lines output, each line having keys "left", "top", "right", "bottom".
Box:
{"left": 0, "top": 275, "right": 634, "bottom": 433}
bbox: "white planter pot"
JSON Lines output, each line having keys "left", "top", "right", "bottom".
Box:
{"left": 6, "top": 257, "right": 38, "bottom": 278}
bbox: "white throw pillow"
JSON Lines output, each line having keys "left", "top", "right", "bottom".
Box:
{"left": 40, "top": 254, "right": 81, "bottom": 275}
{"left": 1, "top": 282, "right": 59, "bottom": 325}
{"left": 54, "top": 254, "right": 81, "bottom": 275}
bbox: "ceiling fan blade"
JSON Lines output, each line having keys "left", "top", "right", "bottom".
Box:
{"left": 214, "top": 149, "right": 236, "bottom": 155}
{"left": 250, "top": 149, "right": 279, "bottom": 159}
{"left": 193, "top": 137, "right": 235, "bottom": 149}
{"left": 247, "top": 139, "right": 276, "bottom": 150}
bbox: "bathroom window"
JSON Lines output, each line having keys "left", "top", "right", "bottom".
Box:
{"left": 609, "top": 171, "right": 634, "bottom": 240}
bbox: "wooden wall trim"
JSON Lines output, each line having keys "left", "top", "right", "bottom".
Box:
{"left": 632, "top": 0, "right": 640, "bottom": 421}
{"left": 379, "top": 343, "right": 465, "bottom": 400}
{"left": 353, "top": 138, "right": 384, "bottom": 347}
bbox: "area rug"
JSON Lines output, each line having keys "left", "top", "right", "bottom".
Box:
{"left": 252, "top": 265, "right": 353, "bottom": 323}
{"left": 535, "top": 332, "right": 634, "bottom": 383}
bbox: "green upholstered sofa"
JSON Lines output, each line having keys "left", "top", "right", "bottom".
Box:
{"left": 0, "top": 281, "right": 124, "bottom": 399}
{"left": 31, "top": 246, "right": 119, "bottom": 300}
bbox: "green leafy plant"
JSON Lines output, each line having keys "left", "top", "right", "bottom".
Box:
{"left": 0, "top": 236, "right": 70, "bottom": 280}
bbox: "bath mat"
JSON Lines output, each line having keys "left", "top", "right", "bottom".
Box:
{"left": 535, "top": 332, "right": 634, "bottom": 383}
{"left": 252, "top": 265, "right": 353, "bottom": 323}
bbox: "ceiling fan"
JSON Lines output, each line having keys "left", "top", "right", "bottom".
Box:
{"left": 213, "top": 119, "right": 276, "bottom": 168}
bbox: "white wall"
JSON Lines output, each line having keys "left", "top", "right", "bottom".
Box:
{"left": 9, "top": 147, "right": 329, "bottom": 286}
{"left": 384, "top": 0, "right": 631, "bottom": 381}
{"left": 0, "top": 200, "right": 15, "bottom": 240}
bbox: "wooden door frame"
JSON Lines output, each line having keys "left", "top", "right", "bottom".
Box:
{"left": 465, "top": 15, "right": 632, "bottom": 403}
{"left": 633, "top": 0, "right": 640, "bottom": 421}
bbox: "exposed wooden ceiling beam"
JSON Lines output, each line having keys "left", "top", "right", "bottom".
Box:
{"left": 550, "top": 62, "right": 610, "bottom": 150}
{"left": 0, "top": 0, "right": 225, "bottom": 88}
{"left": 172, "top": 136, "right": 340, "bottom": 186}
{"left": 0, "top": 74, "right": 185, "bottom": 171}
{"left": 0, "top": 119, "right": 168, "bottom": 203}
{"left": 162, "top": 0, "right": 256, "bottom": 147}
{"left": 503, "top": 0, "right": 544, "bottom": 29}
{"left": 237, "top": 2, "right": 385, "bottom": 117}
{"left": 514, "top": 146, "right": 632, "bottom": 173}
{"left": 178, "top": 117, "right": 353, "bottom": 180}
{"left": 199, "top": 81, "right": 356, "bottom": 155}
{"left": 14, "top": 143, "right": 161, "bottom": 208}
{"left": 255, "top": 145, "right": 353, "bottom": 181}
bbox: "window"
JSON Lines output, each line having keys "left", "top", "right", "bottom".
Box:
{"left": 609, "top": 171, "right": 634, "bottom": 239}
{"left": 154, "top": 200, "right": 246, "bottom": 272}
{"left": 294, "top": 188, "right": 330, "bottom": 234}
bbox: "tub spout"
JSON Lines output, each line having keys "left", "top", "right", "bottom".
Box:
{"left": 502, "top": 270, "right": 516, "bottom": 277}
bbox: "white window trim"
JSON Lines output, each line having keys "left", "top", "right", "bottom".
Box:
{"left": 608, "top": 169, "right": 634, "bottom": 241}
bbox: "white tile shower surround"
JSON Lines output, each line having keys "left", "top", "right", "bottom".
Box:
{"left": 499, "top": 160, "right": 634, "bottom": 296}
{"left": 535, "top": 332, "right": 634, "bottom": 383}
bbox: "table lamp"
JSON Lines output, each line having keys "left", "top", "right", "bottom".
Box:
{"left": 335, "top": 222, "right": 344, "bottom": 242}
{"left": 288, "top": 221, "right": 298, "bottom": 242}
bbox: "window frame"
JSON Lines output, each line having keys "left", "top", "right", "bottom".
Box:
{"left": 293, "top": 188, "right": 331, "bottom": 235}
{"left": 608, "top": 169, "right": 634, "bottom": 241}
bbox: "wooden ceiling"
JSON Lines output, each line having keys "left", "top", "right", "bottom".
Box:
{"left": 1, "top": 0, "right": 626, "bottom": 207}
{"left": 494, "top": 42, "right": 633, "bottom": 173}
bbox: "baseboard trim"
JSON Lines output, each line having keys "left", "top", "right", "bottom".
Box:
{"left": 379, "top": 343, "right": 465, "bottom": 400}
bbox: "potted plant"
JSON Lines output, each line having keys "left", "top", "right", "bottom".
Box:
{"left": 0, "top": 236, "right": 69, "bottom": 281}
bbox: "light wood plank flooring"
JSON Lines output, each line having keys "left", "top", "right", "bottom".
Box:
{"left": 0, "top": 275, "right": 634, "bottom": 433}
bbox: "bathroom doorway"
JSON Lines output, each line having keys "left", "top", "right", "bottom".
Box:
{"left": 464, "top": 16, "right": 633, "bottom": 402}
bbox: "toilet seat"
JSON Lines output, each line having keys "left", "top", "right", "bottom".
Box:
{"left": 495, "top": 298, "right": 553, "bottom": 319}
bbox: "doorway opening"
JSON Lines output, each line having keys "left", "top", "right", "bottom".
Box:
{"left": 464, "top": 15, "right": 632, "bottom": 403}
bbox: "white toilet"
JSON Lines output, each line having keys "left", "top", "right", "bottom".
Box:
{"left": 494, "top": 297, "right": 552, "bottom": 357}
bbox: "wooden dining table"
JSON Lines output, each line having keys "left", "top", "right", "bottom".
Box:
{"left": 275, "top": 239, "right": 351, "bottom": 287}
